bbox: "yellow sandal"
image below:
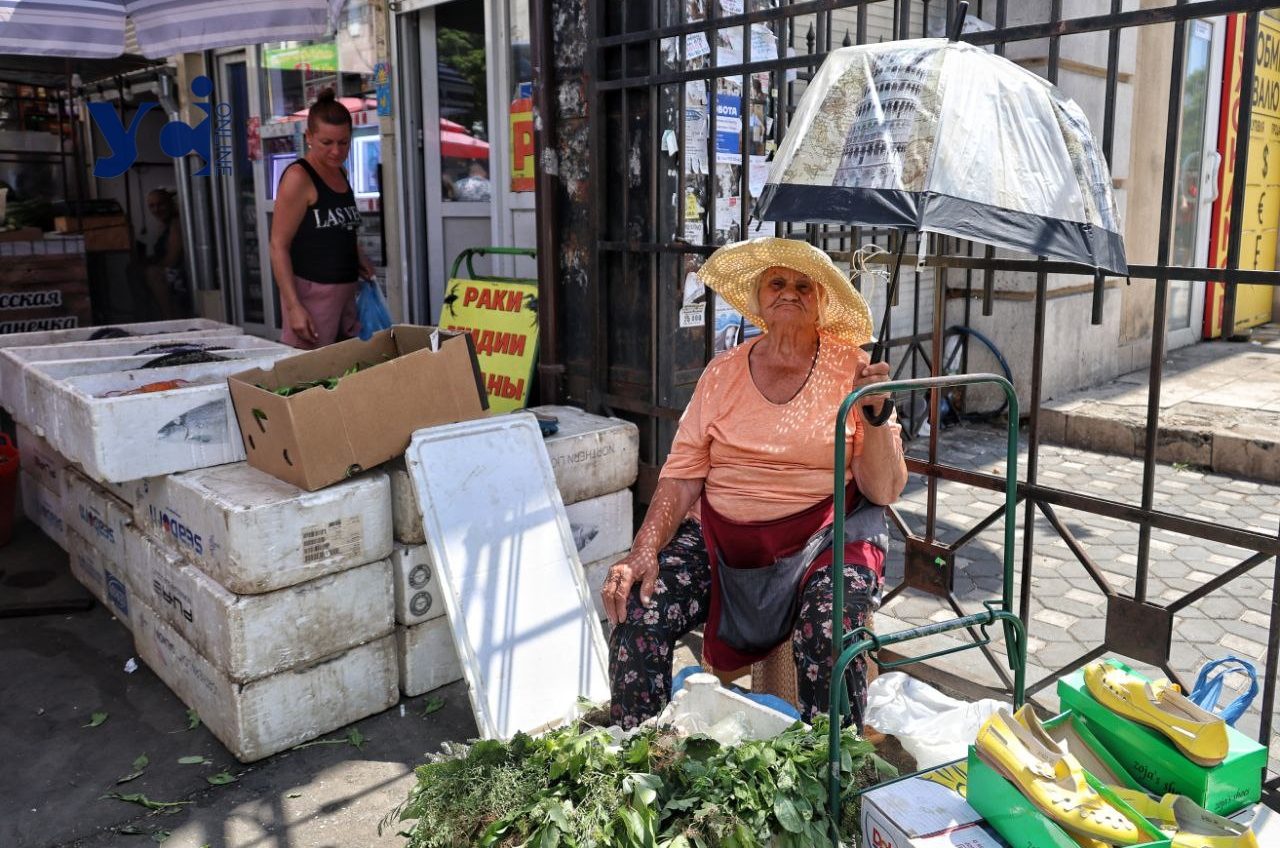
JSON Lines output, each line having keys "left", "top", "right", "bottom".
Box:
{"left": 1083, "top": 662, "right": 1228, "bottom": 767}
{"left": 976, "top": 709, "right": 1146, "bottom": 846}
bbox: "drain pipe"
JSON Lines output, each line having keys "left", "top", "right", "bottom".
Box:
{"left": 158, "top": 72, "right": 211, "bottom": 310}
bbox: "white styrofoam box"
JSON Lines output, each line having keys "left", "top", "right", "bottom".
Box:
{"left": 387, "top": 459, "right": 425, "bottom": 544}
{"left": 859, "top": 762, "right": 1009, "bottom": 848}
{"left": 406, "top": 415, "right": 610, "bottom": 740}
{"left": 391, "top": 543, "right": 444, "bottom": 626}
{"left": 16, "top": 423, "right": 69, "bottom": 498}
{"left": 22, "top": 343, "right": 291, "bottom": 435}
{"left": 0, "top": 318, "right": 237, "bottom": 350}
{"left": 133, "top": 463, "right": 392, "bottom": 594}
{"left": 45, "top": 353, "right": 295, "bottom": 483}
{"left": 397, "top": 617, "right": 463, "bottom": 696}
{"left": 530, "top": 405, "right": 639, "bottom": 505}
{"left": 391, "top": 452, "right": 637, "bottom": 548}
{"left": 20, "top": 470, "right": 65, "bottom": 549}
{"left": 0, "top": 330, "right": 250, "bottom": 418}
{"left": 133, "top": 600, "right": 399, "bottom": 763}
{"left": 564, "top": 489, "right": 632, "bottom": 566}
{"left": 655, "top": 673, "right": 797, "bottom": 740}
{"left": 65, "top": 527, "right": 137, "bottom": 631}
{"left": 582, "top": 551, "right": 628, "bottom": 621}
{"left": 0, "top": 318, "right": 240, "bottom": 402}
{"left": 127, "top": 532, "right": 394, "bottom": 682}
{"left": 63, "top": 466, "right": 133, "bottom": 563}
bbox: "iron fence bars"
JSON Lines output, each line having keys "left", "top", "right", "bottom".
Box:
{"left": 580, "top": 0, "right": 1280, "bottom": 773}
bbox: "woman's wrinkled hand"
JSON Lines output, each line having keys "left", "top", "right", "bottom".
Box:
{"left": 602, "top": 547, "right": 659, "bottom": 626}
{"left": 854, "top": 359, "right": 892, "bottom": 420}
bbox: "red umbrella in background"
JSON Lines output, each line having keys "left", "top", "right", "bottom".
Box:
{"left": 441, "top": 128, "right": 489, "bottom": 160}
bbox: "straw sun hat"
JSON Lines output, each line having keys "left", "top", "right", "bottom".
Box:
{"left": 697, "top": 237, "right": 874, "bottom": 346}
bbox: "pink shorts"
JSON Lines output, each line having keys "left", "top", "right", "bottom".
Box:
{"left": 281, "top": 276, "right": 360, "bottom": 350}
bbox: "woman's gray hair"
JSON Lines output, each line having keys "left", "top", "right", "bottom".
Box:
{"left": 751, "top": 268, "right": 830, "bottom": 328}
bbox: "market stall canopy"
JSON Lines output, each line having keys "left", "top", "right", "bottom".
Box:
{"left": 0, "top": 0, "right": 338, "bottom": 60}
{"left": 756, "top": 37, "right": 1127, "bottom": 275}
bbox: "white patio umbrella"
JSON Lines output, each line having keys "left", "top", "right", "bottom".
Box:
{"left": 0, "top": 0, "right": 340, "bottom": 60}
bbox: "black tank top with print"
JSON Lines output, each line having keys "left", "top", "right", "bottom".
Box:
{"left": 285, "top": 158, "right": 361, "bottom": 284}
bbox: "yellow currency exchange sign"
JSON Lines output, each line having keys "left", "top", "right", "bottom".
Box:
{"left": 440, "top": 278, "right": 539, "bottom": 414}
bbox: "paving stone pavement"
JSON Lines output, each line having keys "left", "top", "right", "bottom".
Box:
{"left": 877, "top": 422, "right": 1280, "bottom": 775}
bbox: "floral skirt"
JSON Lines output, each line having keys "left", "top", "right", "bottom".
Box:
{"left": 607, "top": 518, "right": 880, "bottom": 729}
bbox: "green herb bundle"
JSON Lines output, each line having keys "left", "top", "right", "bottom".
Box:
{"left": 385, "top": 717, "right": 877, "bottom": 848}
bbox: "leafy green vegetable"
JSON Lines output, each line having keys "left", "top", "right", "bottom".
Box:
{"left": 84, "top": 711, "right": 108, "bottom": 728}
{"left": 421, "top": 697, "right": 446, "bottom": 716}
{"left": 101, "top": 792, "right": 192, "bottom": 811}
{"left": 117, "top": 754, "right": 149, "bottom": 784}
{"left": 348, "top": 727, "right": 366, "bottom": 750}
{"left": 177, "top": 755, "right": 209, "bottom": 765}
{"left": 206, "top": 771, "right": 237, "bottom": 786}
{"left": 384, "top": 716, "right": 877, "bottom": 847}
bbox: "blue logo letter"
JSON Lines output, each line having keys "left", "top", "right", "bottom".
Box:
{"left": 89, "top": 102, "right": 158, "bottom": 178}
{"left": 160, "top": 76, "right": 214, "bottom": 177}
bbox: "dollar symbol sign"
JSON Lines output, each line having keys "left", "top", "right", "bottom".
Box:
{"left": 1265, "top": 145, "right": 1271, "bottom": 179}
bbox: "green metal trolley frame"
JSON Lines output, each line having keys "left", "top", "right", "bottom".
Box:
{"left": 827, "top": 373, "right": 1028, "bottom": 845}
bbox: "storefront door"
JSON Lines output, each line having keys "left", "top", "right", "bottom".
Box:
{"left": 214, "top": 51, "right": 272, "bottom": 337}
{"left": 1167, "top": 15, "right": 1225, "bottom": 350}
{"left": 394, "top": 0, "right": 536, "bottom": 322}
{"left": 419, "top": 2, "right": 496, "bottom": 318}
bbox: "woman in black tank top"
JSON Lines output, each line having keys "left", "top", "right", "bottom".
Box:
{"left": 269, "top": 89, "right": 375, "bottom": 349}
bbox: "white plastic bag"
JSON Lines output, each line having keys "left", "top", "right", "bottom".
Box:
{"left": 863, "top": 672, "right": 1007, "bottom": 769}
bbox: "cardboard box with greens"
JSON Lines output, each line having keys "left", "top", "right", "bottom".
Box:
{"left": 227, "top": 326, "right": 487, "bottom": 491}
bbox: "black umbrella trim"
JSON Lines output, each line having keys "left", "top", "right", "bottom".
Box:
{"left": 756, "top": 184, "right": 1128, "bottom": 276}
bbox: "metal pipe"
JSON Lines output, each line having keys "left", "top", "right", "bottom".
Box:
{"left": 531, "top": 0, "right": 564, "bottom": 403}
{"left": 158, "top": 72, "right": 201, "bottom": 306}
{"left": 1222, "top": 11, "right": 1261, "bottom": 339}
{"left": 1136, "top": 7, "right": 1189, "bottom": 604}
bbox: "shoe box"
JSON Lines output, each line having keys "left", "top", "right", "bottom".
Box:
{"left": 859, "top": 760, "right": 1010, "bottom": 848}
{"left": 1058, "top": 659, "right": 1266, "bottom": 815}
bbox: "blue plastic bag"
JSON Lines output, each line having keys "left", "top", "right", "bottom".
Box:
{"left": 1187, "top": 655, "right": 1257, "bottom": 726}
{"left": 356, "top": 278, "right": 392, "bottom": 341}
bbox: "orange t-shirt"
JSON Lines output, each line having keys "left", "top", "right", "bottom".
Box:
{"left": 660, "top": 337, "right": 876, "bottom": 523}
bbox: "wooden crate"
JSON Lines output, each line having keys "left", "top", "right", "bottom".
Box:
{"left": 0, "top": 253, "right": 91, "bottom": 335}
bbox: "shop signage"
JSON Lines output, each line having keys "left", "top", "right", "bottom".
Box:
{"left": 88, "top": 76, "right": 229, "bottom": 178}
{"left": 1207, "top": 11, "right": 1280, "bottom": 336}
{"left": 440, "top": 278, "right": 540, "bottom": 414}
{"left": 263, "top": 42, "right": 340, "bottom": 73}
{"left": 510, "top": 84, "right": 535, "bottom": 191}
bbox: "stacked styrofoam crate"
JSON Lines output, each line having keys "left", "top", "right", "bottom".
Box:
{"left": 9, "top": 345, "right": 294, "bottom": 483}
{"left": 125, "top": 462, "right": 399, "bottom": 762}
{"left": 386, "top": 405, "right": 639, "bottom": 695}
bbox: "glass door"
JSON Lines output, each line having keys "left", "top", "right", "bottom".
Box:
{"left": 1167, "top": 15, "right": 1225, "bottom": 349}
{"left": 419, "top": 1, "right": 495, "bottom": 319}
{"left": 215, "top": 52, "right": 271, "bottom": 336}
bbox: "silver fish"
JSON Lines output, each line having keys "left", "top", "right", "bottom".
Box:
{"left": 158, "top": 400, "right": 228, "bottom": 444}
{"left": 571, "top": 523, "right": 598, "bottom": 553}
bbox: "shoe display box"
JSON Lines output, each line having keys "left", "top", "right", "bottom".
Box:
{"left": 967, "top": 744, "right": 1169, "bottom": 848}
{"left": 1057, "top": 659, "right": 1267, "bottom": 815}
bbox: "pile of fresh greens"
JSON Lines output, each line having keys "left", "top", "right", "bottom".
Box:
{"left": 384, "top": 716, "right": 880, "bottom": 848}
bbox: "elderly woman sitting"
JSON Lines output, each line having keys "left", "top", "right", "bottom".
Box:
{"left": 602, "top": 237, "right": 908, "bottom": 729}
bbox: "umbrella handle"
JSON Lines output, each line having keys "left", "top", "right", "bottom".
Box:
{"left": 950, "top": 1, "right": 970, "bottom": 41}
{"left": 861, "top": 398, "right": 896, "bottom": 426}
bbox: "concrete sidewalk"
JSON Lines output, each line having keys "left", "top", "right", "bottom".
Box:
{"left": 3, "top": 415, "right": 1277, "bottom": 846}
{"left": 1042, "top": 324, "right": 1280, "bottom": 481}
